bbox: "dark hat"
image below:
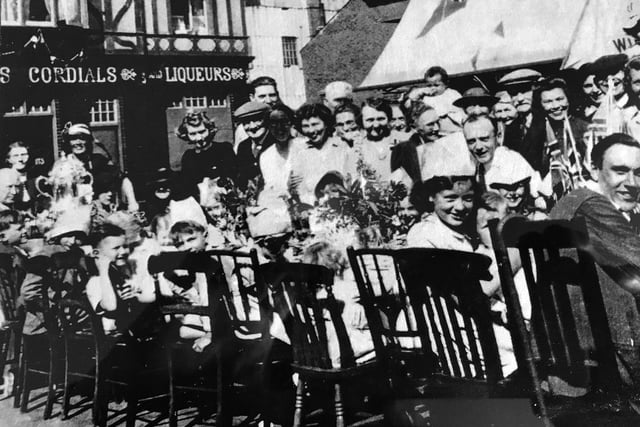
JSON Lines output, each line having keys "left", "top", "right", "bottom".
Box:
{"left": 314, "top": 171, "right": 345, "bottom": 199}
{"left": 149, "top": 167, "right": 173, "bottom": 190}
{"left": 93, "top": 168, "right": 120, "bottom": 195}
{"left": 578, "top": 62, "right": 594, "bottom": 77}
{"left": 590, "top": 54, "right": 628, "bottom": 79}
{"left": 498, "top": 69, "right": 542, "bottom": 87}
{"left": 453, "top": 87, "right": 499, "bottom": 109}
{"left": 233, "top": 101, "right": 271, "bottom": 121}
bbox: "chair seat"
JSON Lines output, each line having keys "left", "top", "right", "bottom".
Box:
{"left": 292, "top": 359, "right": 378, "bottom": 379}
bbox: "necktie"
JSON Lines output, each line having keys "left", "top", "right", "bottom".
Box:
{"left": 477, "top": 163, "right": 486, "bottom": 193}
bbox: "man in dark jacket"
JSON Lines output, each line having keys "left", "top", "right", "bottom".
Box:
{"left": 500, "top": 68, "right": 542, "bottom": 156}
{"left": 551, "top": 133, "right": 640, "bottom": 376}
{"left": 234, "top": 101, "right": 275, "bottom": 191}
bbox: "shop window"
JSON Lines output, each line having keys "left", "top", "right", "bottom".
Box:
{"left": 170, "top": 0, "right": 207, "bottom": 35}
{"left": 90, "top": 99, "right": 119, "bottom": 125}
{"left": 282, "top": 37, "right": 299, "bottom": 67}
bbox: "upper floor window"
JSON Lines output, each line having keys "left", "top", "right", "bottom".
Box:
{"left": 171, "top": 0, "right": 207, "bottom": 35}
{"left": 282, "top": 37, "right": 299, "bottom": 67}
{"left": 1, "top": 0, "right": 88, "bottom": 26}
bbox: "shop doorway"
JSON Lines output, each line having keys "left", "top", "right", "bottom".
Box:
{"left": 90, "top": 98, "right": 123, "bottom": 171}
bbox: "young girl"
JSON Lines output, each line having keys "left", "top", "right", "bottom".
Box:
{"left": 405, "top": 164, "right": 517, "bottom": 376}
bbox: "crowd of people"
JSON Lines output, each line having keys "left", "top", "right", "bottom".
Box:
{"left": 3, "top": 51, "right": 640, "bottom": 402}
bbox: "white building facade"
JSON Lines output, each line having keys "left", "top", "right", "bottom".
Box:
{"left": 244, "top": 0, "right": 348, "bottom": 109}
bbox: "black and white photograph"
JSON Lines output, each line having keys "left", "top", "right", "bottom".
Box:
{"left": 1, "top": 0, "right": 640, "bottom": 425}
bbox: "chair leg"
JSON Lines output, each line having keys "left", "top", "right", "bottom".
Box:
{"left": 62, "top": 348, "right": 71, "bottom": 419}
{"left": 334, "top": 383, "right": 345, "bottom": 427}
{"left": 216, "top": 353, "right": 233, "bottom": 427}
{"left": 293, "top": 379, "right": 305, "bottom": 427}
{"left": 19, "top": 340, "right": 30, "bottom": 413}
{"left": 0, "top": 332, "right": 9, "bottom": 390}
{"left": 12, "top": 333, "right": 22, "bottom": 408}
{"left": 93, "top": 369, "right": 107, "bottom": 427}
{"left": 167, "top": 349, "right": 177, "bottom": 427}
{"left": 43, "top": 346, "right": 56, "bottom": 420}
{"left": 126, "top": 383, "right": 137, "bottom": 427}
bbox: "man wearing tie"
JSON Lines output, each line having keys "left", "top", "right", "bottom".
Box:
{"left": 462, "top": 116, "right": 544, "bottom": 202}
{"left": 551, "top": 133, "right": 640, "bottom": 376}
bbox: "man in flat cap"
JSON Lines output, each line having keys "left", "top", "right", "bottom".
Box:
{"left": 234, "top": 76, "right": 284, "bottom": 152}
{"left": 492, "top": 91, "right": 518, "bottom": 146}
{"left": 234, "top": 101, "right": 276, "bottom": 190}
{"left": 499, "top": 68, "right": 542, "bottom": 156}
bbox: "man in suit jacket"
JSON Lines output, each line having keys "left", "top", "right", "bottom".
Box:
{"left": 551, "top": 133, "right": 640, "bottom": 376}
{"left": 234, "top": 101, "right": 275, "bottom": 191}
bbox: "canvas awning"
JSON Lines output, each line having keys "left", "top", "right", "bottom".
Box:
{"left": 359, "top": 0, "right": 588, "bottom": 89}
{"left": 563, "top": 0, "right": 640, "bottom": 69}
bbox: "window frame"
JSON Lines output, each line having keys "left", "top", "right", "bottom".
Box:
{"left": 282, "top": 36, "right": 299, "bottom": 68}
{"left": 90, "top": 99, "right": 120, "bottom": 126}
{"left": 170, "top": 0, "right": 209, "bottom": 35}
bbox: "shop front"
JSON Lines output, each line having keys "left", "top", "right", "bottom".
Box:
{"left": 0, "top": 55, "right": 250, "bottom": 197}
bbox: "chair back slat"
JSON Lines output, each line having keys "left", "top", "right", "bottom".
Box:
{"left": 444, "top": 294, "right": 475, "bottom": 378}
{"left": 348, "top": 247, "right": 502, "bottom": 394}
{"left": 261, "top": 262, "right": 352, "bottom": 369}
{"left": 490, "top": 215, "right": 622, "bottom": 412}
{"left": 419, "top": 288, "right": 450, "bottom": 376}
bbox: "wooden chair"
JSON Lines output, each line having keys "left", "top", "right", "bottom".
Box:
{"left": 57, "top": 295, "right": 163, "bottom": 427}
{"left": 490, "top": 215, "right": 639, "bottom": 426}
{"left": 148, "top": 250, "right": 226, "bottom": 427}
{"left": 208, "top": 249, "right": 293, "bottom": 426}
{"left": 347, "top": 247, "right": 509, "bottom": 402}
{"left": 150, "top": 249, "right": 291, "bottom": 427}
{"left": 17, "top": 248, "right": 87, "bottom": 418}
{"left": 0, "top": 252, "right": 25, "bottom": 407}
{"left": 260, "top": 262, "right": 378, "bottom": 427}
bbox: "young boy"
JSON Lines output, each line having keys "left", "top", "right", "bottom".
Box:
{"left": 0, "top": 210, "right": 26, "bottom": 250}
{"left": 162, "top": 220, "right": 211, "bottom": 351}
{"left": 86, "top": 223, "right": 155, "bottom": 334}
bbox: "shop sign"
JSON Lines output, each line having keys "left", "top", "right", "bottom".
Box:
{"left": 0, "top": 65, "right": 247, "bottom": 85}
